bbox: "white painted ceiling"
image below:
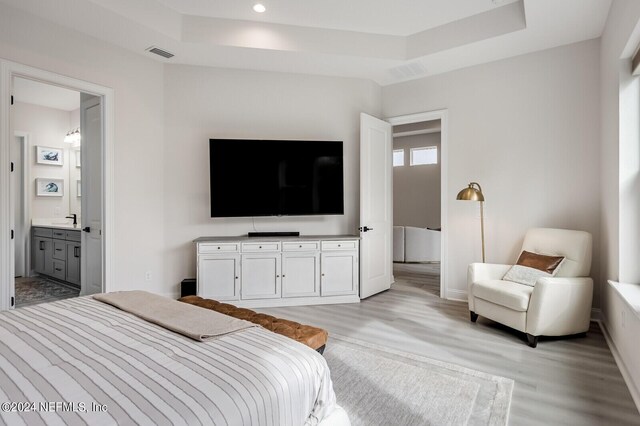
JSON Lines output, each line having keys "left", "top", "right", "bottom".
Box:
{"left": 155, "top": 0, "right": 521, "bottom": 36}
{"left": 13, "top": 78, "right": 80, "bottom": 111}
{"left": 0, "top": 0, "right": 612, "bottom": 86}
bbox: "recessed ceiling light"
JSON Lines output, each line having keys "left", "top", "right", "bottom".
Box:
{"left": 253, "top": 3, "right": 266, "bottom": 13}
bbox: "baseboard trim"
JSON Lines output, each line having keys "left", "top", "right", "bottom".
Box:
{"left": 598, "top": 318, "right": 640, "bottom": 413}
{"left": 591, "top": 308, "right": 602, "bottom": 322}
{"left": 446, "top": 289, "right": 467, "bottom": 302}
{"left": 161, "top": 292, "right": 180, "bottom": 300}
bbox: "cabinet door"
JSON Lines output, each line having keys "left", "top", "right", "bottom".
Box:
{"left": 33, "top": 237, "right": 46, "bottom": 274}
{"left": 321, "top": 252, "right": 358, "bottom": 296}
{"left": 33, "top": 237, "right": 54, "bottom": 275}
{"left": 282, "top": 252, "right": 320, "bottom": 298}
{"left": 241, "top": 253, "right": 281, "bottom": 300}
{"left": 198, "top": 255, "right": 240, "bottom": 301}
{"left": 66, "top": 243, "right": 81, "bottom": 286}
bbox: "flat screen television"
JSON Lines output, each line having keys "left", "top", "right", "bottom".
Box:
{"left": 209, "top": 139, "right": 344, "bottom": 217}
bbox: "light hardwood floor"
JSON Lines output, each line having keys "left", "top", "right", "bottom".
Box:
{"left": 261, "top": 263, "right": 640, "bottom": 425}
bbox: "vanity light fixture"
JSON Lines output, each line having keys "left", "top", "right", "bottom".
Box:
{"left": 64, "top": 128, "right": 81, "bottom": 145}
{"left": 253, "top": 3, "right": 266, "bottom": 13}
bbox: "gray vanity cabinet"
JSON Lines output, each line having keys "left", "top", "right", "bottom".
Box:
{"left": 31, "top": 227, "right": 81, "bottom": 286}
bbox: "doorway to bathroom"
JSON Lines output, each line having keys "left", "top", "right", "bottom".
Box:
{"left": 0, "top": 60, "right": 114, "bottom": 312}
{"left": 390, "top": 117, "right": 443, "bottom": 298}
{"left": 9, "top": 77, "right": 102, "bottom": 307}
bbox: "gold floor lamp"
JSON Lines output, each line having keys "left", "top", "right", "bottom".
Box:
{"left": 456, "top": 182, "right": 486, "bottom": 263}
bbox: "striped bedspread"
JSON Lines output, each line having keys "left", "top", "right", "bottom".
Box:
{"left": 0, "top": 297, "right": 336, "bottom": 425}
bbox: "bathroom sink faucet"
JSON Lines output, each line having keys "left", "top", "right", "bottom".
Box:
{"left": 66, "top": 214, "right": 77, "bottom": 225}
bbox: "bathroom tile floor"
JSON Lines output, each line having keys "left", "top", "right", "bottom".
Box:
{"left": 15, "top": 276, "right": 80, "bottom": 308}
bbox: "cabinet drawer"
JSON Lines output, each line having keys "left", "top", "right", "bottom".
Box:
{"left": 52, "top": 229, "right": 66, "bottom": 240}
{"left": 53, "top": 241, "right": 66, "bottom": 261}
{"left": 65, "top": 231, "right": 81, "bottom": 242}
{"left": 52, "top": 260, "right": 66, "bottom": 280}
{"left": 33, "top": 228, "right": 53, "bottom": 238}
{"left": 242, "top": 242, "right": 281, "bottom": 252}
{"left": 198, "top": 243, "right": 239, "bottom": 254}
{"left": 282, "top": 241, "right": 320, "bottom": 252}
{"left": 321, "top": 240, "right": 358, "bottom": 251}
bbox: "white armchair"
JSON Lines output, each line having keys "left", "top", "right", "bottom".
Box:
{"left": 468, "top": 228, "right": 593, "bottom": 347}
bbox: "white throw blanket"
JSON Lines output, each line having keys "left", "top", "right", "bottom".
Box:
{"left": 93, "top": 290, "right": 257, "bottom": 341}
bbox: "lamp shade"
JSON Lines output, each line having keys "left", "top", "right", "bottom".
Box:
{"left": 456, "top": 183, "right": 485, "bottom": 201}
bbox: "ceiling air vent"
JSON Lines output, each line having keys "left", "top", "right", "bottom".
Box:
{"left": 389, "top": 62, "right": 427, "bottom": 81}
{"left": 146, "top": 46, "right": 174, "bottom": 59}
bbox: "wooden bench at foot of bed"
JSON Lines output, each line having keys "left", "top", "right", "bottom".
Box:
{"left": 178, "top": 296, "right": 328, "bottom": 354}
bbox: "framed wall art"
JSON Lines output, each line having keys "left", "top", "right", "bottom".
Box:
{"left": 36, "top": 178, "right": 64, "bottom": 197}
{"left": 36, "top": 146, "right": 64, "bottom": 166}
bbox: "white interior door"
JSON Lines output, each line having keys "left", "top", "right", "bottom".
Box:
{"left": 80, "top": 94, "right": 102, "bottom": 296}
{"left": 359, "top": 113, "right": 393, "bottom": 299}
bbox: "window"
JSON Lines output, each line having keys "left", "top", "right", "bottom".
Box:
{"left": 393, "top": 149, "right": 405, "bottom": 167}
{"left": 410, "top": 146, "right": 438, "bottom": 166}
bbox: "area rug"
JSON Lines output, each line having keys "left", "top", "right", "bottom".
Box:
{"left": 324, "top": 334, "right": 513, "bottom": 426}
{"left": 15, "top": 277, "right": 79, "bottom": 308}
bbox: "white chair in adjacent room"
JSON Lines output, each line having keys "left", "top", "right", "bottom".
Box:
{"left": 393, "top": 226, "right": 405, "bottom": 262}
{"left": 467, "top": 228, "right": 593, "bottom": 347}
{"left": 405, "top": 226, "right": 441, "bottom": 262}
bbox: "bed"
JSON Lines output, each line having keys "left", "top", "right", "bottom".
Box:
{"left": 0, "top": 296, "right": 345, "bottom": 425}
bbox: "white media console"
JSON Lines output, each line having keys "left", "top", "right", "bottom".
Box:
{"left": 194, "top": 235, "right": 360, "bottom": 308}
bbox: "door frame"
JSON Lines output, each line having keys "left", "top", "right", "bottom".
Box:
{"left": 386, "top": 109, "right": 449, "bottom": 299}
{"left": 0, "top": 59, "right": 115, "bottom": 310}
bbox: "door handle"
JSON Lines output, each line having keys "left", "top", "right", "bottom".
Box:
{"left": 83, "top": 227, "right": 91, "bottom": 233}
{"left": 39, "top": 241, "right": 45, "bottom": 250}
{"left": 358, "top": 226, "right": 374, "bottom": 232}
{"left": 74, "top": 247, "right": 80, "bottom": 258}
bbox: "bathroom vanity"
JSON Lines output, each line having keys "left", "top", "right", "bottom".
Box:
{"left": 32, "top": 225, "right": 81, "bottom": 286}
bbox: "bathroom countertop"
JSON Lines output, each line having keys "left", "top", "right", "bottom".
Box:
{"left": 31, "top": 219, "right": 81, "bottom": 231}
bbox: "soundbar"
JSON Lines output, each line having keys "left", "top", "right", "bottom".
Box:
{"left": 248, "top": 231, "right": 300, "bottom": 237}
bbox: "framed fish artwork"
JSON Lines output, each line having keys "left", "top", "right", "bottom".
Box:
{"left": 36, "top": 178, "right": 64, "bottom": 197}
{"left": 36, "top": 146, "right": 64, "bottom": 166}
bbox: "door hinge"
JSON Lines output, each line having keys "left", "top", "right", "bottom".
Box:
{"left": 10, "top": 296, "right": 14, "bottom": 307}
{"left": 10, "top": 95, "right": 14, "bottom": 106}
{"left": 10, "top": 162, "right": 14, "bottom": 172}
{"left": 10, "top": 230, "right": 14, "bottom": 239}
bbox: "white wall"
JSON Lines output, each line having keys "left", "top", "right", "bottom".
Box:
{"left": 12, "top": 102, "right": 71, "bottom": 221}
{"left": 383, "top": 39, "right": 601, "bottom": 301}
{"left": 393, "top": 132, "right": 441, "bottom": 228}
{"left": 0, "top": 4, "right": 165, "bottom": 292}
{"left": 599, "top": 0, "right": 640, "bottom": 409}
{"left": 162, "top": 64, "right": 381, "bottom": 294}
